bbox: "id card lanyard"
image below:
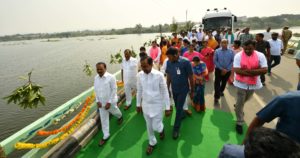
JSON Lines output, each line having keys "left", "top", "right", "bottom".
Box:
{"left": 176, "top": 67, "right": 181, "bottom": 75}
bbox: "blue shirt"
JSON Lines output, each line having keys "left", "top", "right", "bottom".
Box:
{"left": 180, "top": 47, "right": 188, "bottom": 56}
{"left": 257, "top": 91, "right": 300, "bottom": 143}
{"left": 166, "top": 57, "right": 193, "bottom": 94}
{"left": 218, "top": 144, "right": 245, "bottom": 158}
{"left": 193, "top": 62, "right": 206, "bottom": 75}
{"left": 214, "top": 48, "right": 234, "bottom": 71}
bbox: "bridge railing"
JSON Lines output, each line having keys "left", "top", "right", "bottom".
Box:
{"left": 0, "top": 70, "right": 121, "bottom": 158}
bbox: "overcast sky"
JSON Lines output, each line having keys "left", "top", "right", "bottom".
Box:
{"left": 0, "top": 0, "right": 299, "bottom": 35}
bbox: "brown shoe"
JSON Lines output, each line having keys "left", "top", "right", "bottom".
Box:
{"left": 146, "top": 144, "right": 155, "bottom": 155}
{"left": 185, "top": 110, "right": 192, "bottom": 116}
{"left": 195, "top": 105, "right": 201, "bottom": 112}
{"left": 200, "top": 105, "right": 206, "bottom": 112}
{"left": 191, "top": 102, "right": 195, "bottom": 107}
{"left": 124, "top": 105, "right": 131, "bottom": 111}
{"left": 98, "top": 137, "right": 109, "bottom": 147}
{"left": 159, "top": 129, "right": 165, "bottom": 140}
{"left": 118, "top": 116, "right": 123, "bottom": 125}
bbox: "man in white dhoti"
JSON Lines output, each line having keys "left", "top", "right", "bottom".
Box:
{"left": 94, "top": 62, "right": 123, "bottom": 146}
{"left": 136, "top": 56, "right": 171, "bottom": 155}
{"left": 121, "top": 49, "right": 138, "bottom": 110}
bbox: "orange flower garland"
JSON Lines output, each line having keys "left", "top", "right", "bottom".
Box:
{"left": 14, "top": 94, "right": 95, "bottom": 149}
{"left": 37, "top": 95, "right": 93, "bottom": 136}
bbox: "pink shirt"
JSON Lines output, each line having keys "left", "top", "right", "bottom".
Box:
{"left": 183, "top": 51, "right": 204, "bottom": 62}
{"left": 149, "top": 47, "right": 159, "bottom": 60}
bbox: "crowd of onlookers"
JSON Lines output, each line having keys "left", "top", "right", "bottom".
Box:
{"left": 94, "top": 26, "right": 300, "bottom": 157}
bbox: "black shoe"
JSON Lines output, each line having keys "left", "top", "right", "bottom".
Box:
{"left": 236, "top": 124, "right": 243, "bottom": 134}
{"left": 220, "top": 92, "right": 224, "bottom": 97}
{"left": 159, "top": 129, "right": 165, "bottom": 140}
{"left": 170, "top": 106, "right": 173, "bottom": 111}
{"left": 262, "top": 83, "right": 266, "bottom": 86}
{"left": 181, "top": 114, "right": 186, "bottom": 120}
{"left": 172, "top": 131, "right": 179, "bottom": 140}
{"left": 118, "top": 116, "right": 123, "bottom": 125}
{"left": 214, "top": 99, "right": 220, "bottom": 106}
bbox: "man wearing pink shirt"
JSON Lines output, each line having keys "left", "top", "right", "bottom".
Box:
{"left": 148, "top": 41, "right": 161, "bottom": 70}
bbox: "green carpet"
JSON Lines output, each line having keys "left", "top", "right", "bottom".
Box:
{"left": 76, "top": 99, "right": 246, "bottom": 158}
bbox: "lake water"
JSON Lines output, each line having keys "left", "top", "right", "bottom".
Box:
{"left": 0, "top": 33, "right": 159, "bottom": 141}
{"left": 0, "top": 27, "right": 300, "bottom": 142}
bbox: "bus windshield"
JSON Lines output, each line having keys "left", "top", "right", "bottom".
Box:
{"left": 203, "top": 17, "right": 232, "bottom": 31}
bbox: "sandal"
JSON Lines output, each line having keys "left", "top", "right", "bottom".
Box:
{"left": 98, "top": 137, "right": 109, "bottom": 147}
{"left": 146, "top": 144, "right": 155, "bottom": 155}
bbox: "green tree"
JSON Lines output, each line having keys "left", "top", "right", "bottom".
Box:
{"left": 170, "top": 17, "right": 178, "bottom": 33}
{"left": 134, "top": 24, "right": 143, "bottom": 34}
{"left": 185, "top": 21, "right": 195, "bottom": 31}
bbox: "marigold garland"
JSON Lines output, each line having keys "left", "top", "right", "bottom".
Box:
{"left": 14, "top": 94, "right": 95, "bottom": 149}
{"left": 36, "top": 95, "right": 94, "bottom": 136}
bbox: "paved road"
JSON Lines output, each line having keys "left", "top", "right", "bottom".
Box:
{"left": 189, "top": 54, "right": 298, "bottom": 128}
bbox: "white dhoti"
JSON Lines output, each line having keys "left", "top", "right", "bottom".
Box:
{"left": 124, "top": 78, "right": 137, "bottom": 106}
{"left": 143, "top": 112, "right": 164, "bottom": 146}
{"left": 98, "top": 103, "right": 122, "bottom": 139}
{"left": 152, "top": 62, "right": 160, "bottom": 70}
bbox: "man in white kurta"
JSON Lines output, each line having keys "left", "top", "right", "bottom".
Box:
{"left": 137, "top": 56, "right": 171, "bottom": 155}
{"left": 94, "top": 62, "right": 123, "bottom": 146}
{"left": 121, "top": 49, "right": 138, "bottom": 110}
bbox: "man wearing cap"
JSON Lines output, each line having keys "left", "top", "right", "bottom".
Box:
{"left": 281, "top": 26, "right": 293, "bottom": 53}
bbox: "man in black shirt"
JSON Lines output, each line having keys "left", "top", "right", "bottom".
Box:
{"left": 255, "top": 33, "right": 270, "bottom": 86}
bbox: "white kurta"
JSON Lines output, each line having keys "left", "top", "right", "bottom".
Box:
{"left": 94, "top": 72, "right": 122, "bottom": 139}
{"left": 137, "top": 69, "right": 170, "bottom": 146}
{"left": 121, "top": 57, "right": 138, "bottom": 105}
{"left": 137, "top": 69, "right": 170, "bottom": 145}
{"left": 197, "top": 32, "right": 204, "bottom": 41}
{"left": 190, "top": 36, "right": 198, "bottom": 43}
{"left": 137, "top": 69, "right": 170, "bottom": 116}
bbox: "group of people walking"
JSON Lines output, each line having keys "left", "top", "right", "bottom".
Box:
{"left": 93, "top": 26, "right": 299, "bottom": 156}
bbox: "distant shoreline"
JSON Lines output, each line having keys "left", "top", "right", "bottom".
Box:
{"left": 1, "top": 25, "right": 300, "bottom": 43}
{"left": 2, "top": 14, "right": 300, "bottom": 42}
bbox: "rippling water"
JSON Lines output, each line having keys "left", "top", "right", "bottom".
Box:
{"left": 0, "top": 33, "right": 158, "bottom": 141}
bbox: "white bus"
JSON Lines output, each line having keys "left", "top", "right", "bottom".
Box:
{"left": 202, "top": 8, "right": 237, "bottom": 32}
